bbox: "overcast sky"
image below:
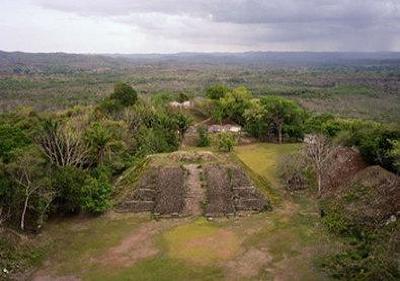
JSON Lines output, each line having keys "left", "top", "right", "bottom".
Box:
{"left": 1, "top": 0, "right": 400, "bottom": 53}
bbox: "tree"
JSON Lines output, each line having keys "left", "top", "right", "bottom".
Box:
{"left": 6, "top": 147, "right": 53, "bottom": 230}
{"left": 244, "top": 100, "right": 268, "bottom": 139}
{"left": 0, "top": 124, "right": 31, "bottom": 163}
{"left": 171, "top": 112, "right": 191, "bottom": 141}
{"left": 260, "top": 96, "right": 304, "bottom": 144}
{"left": 217, "top": 132, "right": 237, "bottom": 152}
{"left": 304, "top": 134, "right": 336, "bottom": 195}
{"left": 85, "top": 122, "right": 112, "bottom": 166}
{"left": 80, "top": 168, "right": 112, "bottom": 214}
{"left": 37, "top": 119, "right": 89, "bottom": 168}
{"left": 211, "top": 103, "right": 225, "bottom": 124}
{"left": 110, "top": 82, "right": 137, "bottom": 106}
{"left": 197, "top": 126, "right": 210, "bottom": 147}
{"left": 217, "top": 86, "right": 252, "bottom": 125}
{"left": 388, "top": 140, "right": 400, "bottom": 174}
{"left": 206, "top": 84, "right": 229, "bottom": 100}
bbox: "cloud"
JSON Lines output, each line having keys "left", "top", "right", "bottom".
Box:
{"left": 1, "top": 0, "right": 399, "bottom": 52}
{"left": 33, "top": 0, "right": 400, "bottom": 24}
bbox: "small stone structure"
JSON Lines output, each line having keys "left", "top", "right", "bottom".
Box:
{"left": 169, "top": 101, "right": 193, "bottom": 109}
{"left": 118, "top": 166, "right": 187, "bottom": 216}
{"left": 204, "top": 164, "right": 269, "bottom": 217}
{"left": 208, "top": 124, "right": 242, "bottom": 133}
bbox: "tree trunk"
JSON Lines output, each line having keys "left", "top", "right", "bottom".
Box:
{"left": 278, "top": 125, "right": 283, "bottom": 144}
{"left": 317, "top": 172, "right": 322, "bottom": 195}
{"left": 21, "top": 193, "right": 29, "bottom": 231}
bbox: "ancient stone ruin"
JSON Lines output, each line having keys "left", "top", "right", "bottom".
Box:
{"left": 117, "top": 152, "right": 270, "bottom": 218}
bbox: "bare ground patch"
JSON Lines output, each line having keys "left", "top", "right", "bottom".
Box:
{"left": 97, "top": 220, "right": 182, "bottom": 267}
{"left": 164, "top": 221, "right": 241, "bottom": 266}
{"left": 32, "top": 273, "right": 81, "bottom": 281}
{"left": 97, "top": 222, "right": 159, "bottom": 267}
{"left": 224, "top": 247, "right": 272, "bottom": 280}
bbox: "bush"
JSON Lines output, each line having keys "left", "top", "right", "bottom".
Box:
{"left": 0, "top": 124, "right": 31, "bottom": 163}
{"left": 218, "top": 86, "right": 252, "bottom": 125}
{"left": 52, "top": 166, "right": 88, "bottom": 214}
{"left": 98, "top": 98, "right": 124, "bottom": 115}
{"left": 197, "top": 126, "right": 210, "bottom": 147}
{"left": 321, "top": 206, "right": 350, "bottom": 234}
{"left": 81, "top": 168, "right": 112, "bottom": 214}
{"left": 206, "top": 84, "right": 229, "bottom": 100}
{"left": 136, "top": 127, "right": 179, "bottom": 156}
{"left": 0, "top": 235, "right": 44, "bottom": 279}
{"left": 319, "top": 221, "right": 400, "bottom": 281}
{"left": 216, "top": 132, "right": 237, "bottom": 152}
{"left": 52, "top": 166, "right": 112, "bottom": 215}
{"left": 349, "top": 124, "right": 400, "bottom": 172}
{"left": 176, "top": 92, "right": 189, "bottom": 103}
{"left": 110, "top": 82, "right": 137, "bottom": 106}
{"left": 278, "top": 153, "right": 314, "bottom": 191}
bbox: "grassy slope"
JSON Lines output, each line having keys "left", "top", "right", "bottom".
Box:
{"left": 234, "top": 143, "right": 299, "bottom": 188}
{"left": 235, "top": 143, "right": 339, "bottom": 280}
{"left": 28, "top": 143, "right": 339, "bottom": 281}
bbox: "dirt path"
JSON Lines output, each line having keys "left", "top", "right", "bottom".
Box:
{"left": 97, "top": 221, "right": 161, "bottom": 267}
{"left": 183, "top": 164, "right": 206, "bottom": 216}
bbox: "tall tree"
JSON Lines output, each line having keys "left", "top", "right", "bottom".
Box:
{"left": 218, "top": 86, "right": 252, "bottom": 125}
{"left": 37, "top": 119, "right": 89, "bottom": 168}
{"left": 304, "top": 134, "right": 336, "bottom": 195}
{"left": 6, "top": 147, "right": 53, "bottom": 230}
{"left": 260, "top": 96, "right": 304, "bottom": 144}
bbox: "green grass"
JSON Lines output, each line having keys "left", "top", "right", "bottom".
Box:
{"left": 234, "top": 142, "right": 339, "bottom": 280}
{"left": 39, "top": 213, "right": 149, "bottom": 275}
{"left": 235, "top": 143, "right": 300, "bottom": 187}
{"left": 162, "top": 218, "right": 240, "bottom": 265}
{"left": 85, "top": 256, "right": 223, "bottom": 281}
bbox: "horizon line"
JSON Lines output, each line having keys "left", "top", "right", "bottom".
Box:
{"left": 2, "top": 50, "right": 400, "bottom": 56}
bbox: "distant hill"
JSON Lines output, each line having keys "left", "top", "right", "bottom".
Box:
{"left": 2, "top": 50, "right": 400, "bottom": 74}
{"left": 115, "top": 51, "right": 400, "bottom": 67}
{"left": 0, "top": 51, "right": 128, "bottom": 74}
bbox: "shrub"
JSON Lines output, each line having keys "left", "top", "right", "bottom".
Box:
{"left": 176, "top": 92, "right": 189, "bottom": 103}
{"left": 216, "top": 132, "right": 237, "bottom": 152}
{"left": 278, "top": 153, "right": 314, "bottom": 191}
{"left": 52, "top": 166, "right": 112, "bottom": 215}
{"left": 0, "top": 124, "right": 31, "bottom": 163}
{"left": 206, "top": 84, "right": 229, "bottom": 100}
{"left": 319, "top": 221, "right": 400, "bottom": 281}
{"left": 80, "top": 168, "right": 112, "bottom": 214}
{"left": 136, "top": 127, "right": 179, "bottom": 156}
{"left": 151, "top": 91, "right": 174, "bottom": 106}
{"left": 110, "top": 82, "right": 137, "bottom": 106}
{"left": 52, "top": 166, "right": 88, "bottom": 214}
{"left": 321, "top": 206, "right": 350, "bottom": 234}
{"left": 218, "top": 86, "right": 252, "bottom": 125}
{"left": 0, "top": 235, "right": 44, "bottom": 279}
{"left": 97, "top": 98, "right": 123, "bottom": 115}
{"left": 197, "top": 126, "right": 210, "bottom": 147}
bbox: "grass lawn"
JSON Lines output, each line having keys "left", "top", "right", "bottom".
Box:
{"left": 235, "top": 143, "right": 300, "bottom": 187}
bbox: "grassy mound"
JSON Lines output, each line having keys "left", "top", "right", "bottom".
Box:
{"left": 115, "top": 151, "right": 270, "bottom": 217}
{"left": 320, "top": 166, "right": 400, "bottom": 281}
